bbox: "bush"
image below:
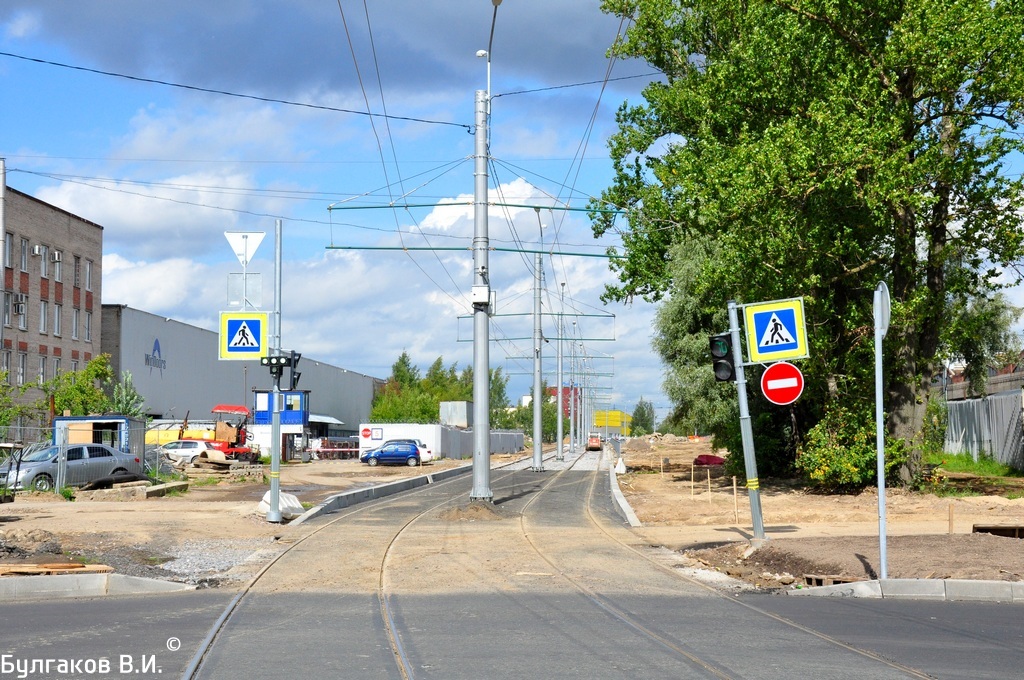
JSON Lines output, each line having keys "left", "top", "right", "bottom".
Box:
{"left": 796, "top": 406, "right": 905, "bottom": 490}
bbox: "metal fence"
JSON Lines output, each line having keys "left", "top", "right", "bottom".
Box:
{"left": 946, "top": 389, "right": 1024, "bottom": 470}
{"left": 0, "top": 424, "right": 158, "bottom": 494}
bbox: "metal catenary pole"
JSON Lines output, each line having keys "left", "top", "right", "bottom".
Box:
{"left": 469, "top": 88, "right": 492, "bottom": 501}
{"left": 728, "top": 300, "right": 766, "bottom": 543}
{"left": 556, "top": 283, "right": 565, "bottom": 461}
{"left": 531, "top": 252, "right": 544, "bottom": 471}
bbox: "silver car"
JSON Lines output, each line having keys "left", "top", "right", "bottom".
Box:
{"left": 0, "top": 443, "right": 144, "bottom": 492}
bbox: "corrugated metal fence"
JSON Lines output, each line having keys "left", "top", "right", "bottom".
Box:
{"left": 946, "top": 389, "right": 1024, "bottom": 470}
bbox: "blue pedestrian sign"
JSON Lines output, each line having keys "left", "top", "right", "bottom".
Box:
{"left": 219, "top": 312, "right": 268, "bottom": 360}
{"left": 743, "top": 297, "right": 808, "bottom": 362}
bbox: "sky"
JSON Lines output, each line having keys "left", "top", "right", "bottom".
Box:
{"left": 0, "top": 2, "right": 672, "bottom": 420}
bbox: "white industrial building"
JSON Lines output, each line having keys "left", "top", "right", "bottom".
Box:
{"left": 102, "top": 305, "right": 382, "bottom": 439}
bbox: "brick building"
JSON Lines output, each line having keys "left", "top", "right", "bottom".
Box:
{"left": 0, "top": 183, "right": 102, "bottom": 437}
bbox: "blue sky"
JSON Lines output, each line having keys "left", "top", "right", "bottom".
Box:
{"left": 0, "top": 2, "right": 672, "bottom": 420}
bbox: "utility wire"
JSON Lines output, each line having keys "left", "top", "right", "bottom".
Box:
{"left": 0, "top": 50, "right": 471, "bottom": 132}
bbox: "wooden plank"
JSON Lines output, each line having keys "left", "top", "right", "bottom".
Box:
{"left": 0, "top": 563, "right": 114, "bottom": 576}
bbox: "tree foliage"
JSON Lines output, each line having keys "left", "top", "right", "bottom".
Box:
{"left": 630, "top": 397, "right": 656, "bottom": 436}
{"left": 108, "top": 370, "right": 147, "bottom": 418}
{"left": 370, "top": 352, "right": 510, "bottom": 426}
{"left": 595, "top": 0, "right": 1024, "bottom": 484}
{"left": 37, "top": 354, "right": 114, "bottom": 417}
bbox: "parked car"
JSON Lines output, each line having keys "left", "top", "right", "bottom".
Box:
{"left": 157, "top": 439, "right": 225, "bottom": 466}
{"left": 382, "top": 439, "right": 433, "bottom": 463}
{"left": 0, "top": 443, "right": 144, "bottom": 492}
{"left": 360, "top": 441, "right": 422, "bottom": 467}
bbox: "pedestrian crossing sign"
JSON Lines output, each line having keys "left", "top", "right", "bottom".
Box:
{"left": 219, "top": 312, "right": 268, "bottom": 360}
{"left": 743, "top": 297, "right": 808, "bottom": 362}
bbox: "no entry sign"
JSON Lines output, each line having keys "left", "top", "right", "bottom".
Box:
{"left": 761, "top": 361, "right": 804, "bottom": 406}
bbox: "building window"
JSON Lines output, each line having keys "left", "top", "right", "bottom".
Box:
{"left": 1, "top": 352, "right": 9, "bottom": 385}
{"left": 16, "top": 353, "right": 26, "bottom": 386}
{"left": 38, "top": 301, "right": 47, "bottom": 334}
{"left": 53, "top": 304, "right": 61, "bottom": 336}
{"left": 37, "top": 356, "right": 45, "bottom": 385}
{"left": 52, "top": 357, "right": 60, "bottom": 379}
{"left": 84, "top": 311, "right": 91, "bottom": 342}
{"left": 3, "top": 233, "right": 11, "bottom": 268}
{"left": 19, "top": 239, "right": 28, "bottom": 272}
{"left": 17, "top": 302, "right": 27, "bottom": 331}
{"left": 71, "top": 308, "right": 79, "bottom": 340}
{"left": 2, "top": 292, "right": 9, "bottom": 328}
{"left": 39, "top": 245, "right": 48, "bottom": 279}
{"left": 70, "top": 359, "right": 78, "bottom": 373}
{"left": 73, "top": 256, "right": 81, "bottom": 288}
{"left": 53, "top": 252, "right": 62, "bottom": 282}
{"left": 85, "top": 260, "right": 93, "bottom": 291}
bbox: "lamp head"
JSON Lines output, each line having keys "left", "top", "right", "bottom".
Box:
{"left": 476, "top": 49, "right": 488, "bottom": 58}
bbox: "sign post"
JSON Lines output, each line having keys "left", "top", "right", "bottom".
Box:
{"left": 728, "top": 300, "right": 766, "bottom": 544}
{"left": 874, "top": 282, "right": 891, "bottom": 579}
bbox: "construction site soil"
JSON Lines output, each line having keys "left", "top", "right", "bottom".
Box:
{"left": 1, "top": 442, "right": 1022, "bottom": 592}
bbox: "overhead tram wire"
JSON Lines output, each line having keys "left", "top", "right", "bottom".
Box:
{"left": 0, "top": 50, "right": 470, "bottom": 133}
{"left": 334, "top": 0, "right": 468, "bottom": 312}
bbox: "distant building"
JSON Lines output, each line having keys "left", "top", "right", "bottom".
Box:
{"left": 102, "top": 304, "right": 382, "bottom": 439}
{"left": 0, "top": 184, "right": 103, "bottom": 439}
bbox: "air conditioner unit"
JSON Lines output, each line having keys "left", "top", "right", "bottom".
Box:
{"left": 31, "top": 245, "right": 43, "bottom": 256}
{"left": 14, "top": 293, "right": 27, "bottom": 304}
{"left": 51, "top": 251, "right": 62, "bottom": 263}
{"left": 12, "top": 303, "right": 25, "bottom": 315}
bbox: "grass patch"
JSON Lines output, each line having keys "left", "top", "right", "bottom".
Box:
{"left": 189, "top": 476, "right": 222, "bottom": 487}
{"left": 924, "top": 451, "right": 1023, "bottom": 477}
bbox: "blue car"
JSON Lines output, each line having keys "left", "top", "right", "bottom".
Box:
{"left": 360, "top": 442, "right": 421, "bottom": 467}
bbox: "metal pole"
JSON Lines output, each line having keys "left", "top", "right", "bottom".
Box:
{"left": 729, "top": 300, "right": 766, "bottom": 543}
{"left": 531, "top": 253, "right": 544, "bottom": 471}
{"left": 556, "top": 283, "right": 565, "bottom": 461}
{"left": 470, "top": 89, "right": 492, "bottom": 501}
{"left": 874, "top": 284, "right": 890, "bottom": 579}
{"left": 569, "top": 332, "right": 577, "bottom": 453}
{"left": 266, "top": 219, "right": 283, "bottom": 523}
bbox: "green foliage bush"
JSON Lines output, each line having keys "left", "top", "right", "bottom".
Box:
{"left": 796, "top": 406, "right": 906, "bottom": 490}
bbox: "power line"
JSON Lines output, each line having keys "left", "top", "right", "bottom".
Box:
{"left": 0, "top": 50, "right": 471, "bottom": 132}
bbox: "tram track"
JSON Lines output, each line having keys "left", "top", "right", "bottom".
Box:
{"left": 182, "top": 449, "right": 936, "bottom": 679}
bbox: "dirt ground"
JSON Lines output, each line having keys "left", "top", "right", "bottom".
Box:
{"left": 1, "top": 442, "right": 1023, "bottom": 592}
{"left": 618, "top": 435, "right": 1024, "bottom": 589}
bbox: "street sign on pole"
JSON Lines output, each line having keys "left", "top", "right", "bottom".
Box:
{"left": 743, "top": 297, "right": 809, "bottom": 362}
{"left": 760, "top": 361, "right": 804, "bottom": 406}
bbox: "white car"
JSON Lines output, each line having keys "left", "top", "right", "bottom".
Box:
{"left": 157, "top": 440, "right": 223, "bottom": 466}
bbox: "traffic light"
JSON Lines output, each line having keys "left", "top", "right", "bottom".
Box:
{"left": 289, "top": 351, "right": 302, "bottom": 390}
{"left": 261, "top": 353, "right": 293, "bottom": 377}
{"left": 709, "top": 333, "right": 735, "bottom": 382}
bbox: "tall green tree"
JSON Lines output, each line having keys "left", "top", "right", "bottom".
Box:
{"left": 594, "top": 0, "right": 1024, "bottom": 482}
{"left": 631, "top": 397, "right": 656, "bottom": 436}
{"left": 108, "top": 370, "right": 147, "bottom": 418}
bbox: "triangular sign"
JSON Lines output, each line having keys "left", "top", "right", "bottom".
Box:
{"left": 758, "top": 313, "right": 796, "bottom": 347}
{"left": 224, "top": 231, "right": 266, "bottom": 267}
{"left": 228, "top": 321, "right": 260, "bottom": 348}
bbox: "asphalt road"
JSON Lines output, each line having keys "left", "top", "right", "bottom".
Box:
{"left": 1, "top": 455, "right": 1021, "bottom": 680}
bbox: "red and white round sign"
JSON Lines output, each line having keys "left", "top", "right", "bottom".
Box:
{"left": 761, "top": 361, "right": 804, "bottom": 406}
{"left": 361, "top": 427, "right": 371, "bottom": 438}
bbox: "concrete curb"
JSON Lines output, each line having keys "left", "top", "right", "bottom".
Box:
{"left": 608, "top": 454, "right": 642, "bottom": 527}
{"left": 0, "top": 573, "right": 195, "bottom": 601}
{"left": 291, "top": 462, "right": 476, "bottom": 526}
{"left": 788, "top": 578, "right": 1023, "bottom": 603}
